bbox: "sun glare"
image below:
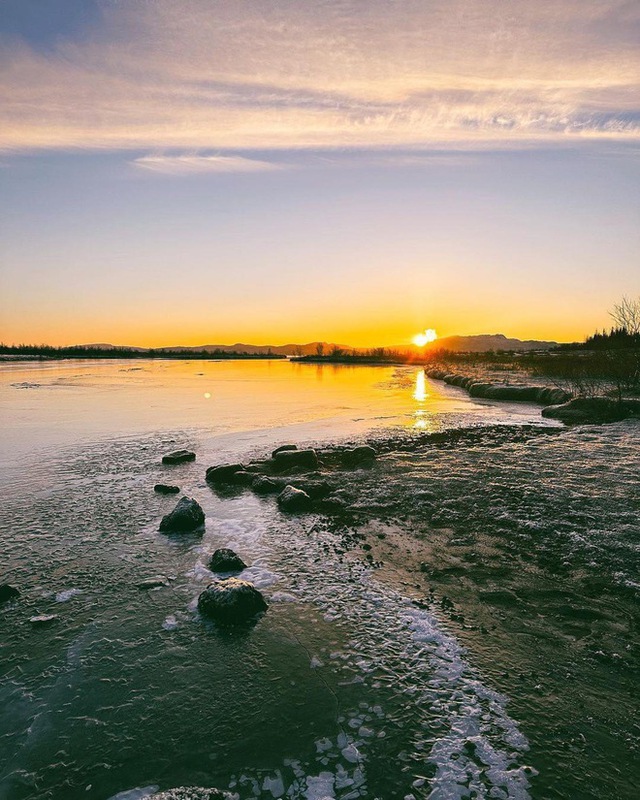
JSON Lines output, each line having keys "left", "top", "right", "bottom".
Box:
{"left": 413, "top": 329, "right": 438, "bottom": 347}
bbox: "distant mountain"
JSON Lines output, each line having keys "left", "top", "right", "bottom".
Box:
{"left": 79, "top": 342, "right": 146, "bottom": 351}
{"left": 394, "top": 334, "right": 558, "bottom": 353}
{"left": 78, "top": 335, "right": 558, "bottom": 355}
{"left": 79, "top": 341, "right": 351, "bottom": 356}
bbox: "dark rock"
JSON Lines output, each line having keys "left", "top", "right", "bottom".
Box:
{"left": 542, "top": 397, "right": 640, "bottom": 424}
{"left": 468, "top": 382, "right": 494, "bottom": 397}
{"left": 205, "top": 464, "right": 244, "bottom": 484}
{"left": 197, "top": 578, "right": 268, "bottom": 624}
{"left": 251, "top": 475, "right": 284, "bottom": 494}
{"left": 273, "top": 448, "right": 318, "bottom": 472}
{"left": 226, "top": 470, "right": 255, "bottom": 486}
{"left": 341, "top": 445, "right": 376, "bottom": 467}
{"left": 290, "top": 479, "right": 333, "bottom": 499}
{"left": 162, "top": 450, "right": 196, "bottom": 465}
{"left": 277, "top": 485, "right": 312, "bottom": 512}
{"left": 159, "top": 496, "right": 205, "bottom": 533}
{"left": 272, "top": 444, "right": 298, "bottom": 458}
{"left": 0, "top": 584, "right": 20, "bottom": 604}
{"left": 209, "top": 548, "right": 247, "bottom": 573}
{"left": 154, "top": 483, "right": 180, "bottom": 494}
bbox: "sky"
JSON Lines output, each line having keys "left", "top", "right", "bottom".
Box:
{"left": 0, "top": 0, "right": 638, "bottom": 347}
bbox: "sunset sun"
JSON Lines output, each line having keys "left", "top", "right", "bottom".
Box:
{"left": 413, "top": 329, "right": 438, "bottom": 347}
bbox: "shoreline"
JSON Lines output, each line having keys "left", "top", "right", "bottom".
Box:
{"left": 209, "top": 420, "right": 638, "bottom": 799}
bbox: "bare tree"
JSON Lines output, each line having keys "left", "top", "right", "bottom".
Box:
{"left": 610, "top": 296, "right": 640, "bottom": 335}
{"left": 315, "top": 342, "right": 325, "bottom": 357}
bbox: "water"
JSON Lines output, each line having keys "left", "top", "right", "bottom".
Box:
{"left": 0, "top": 359, "right": 637, "bottom": 799}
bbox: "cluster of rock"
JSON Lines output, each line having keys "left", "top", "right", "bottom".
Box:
{"left": 156, "top": 441, "right": 376, "bottom": 624}
{"left": 427, "top": 369, "right": 570, "bottom": 405}
{"left": 205, "top": 443, "right": 376, "bottom": 514}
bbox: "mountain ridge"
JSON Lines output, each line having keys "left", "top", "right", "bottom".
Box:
{"left": 79, "top": 334, "right": 560, "bottom": 354}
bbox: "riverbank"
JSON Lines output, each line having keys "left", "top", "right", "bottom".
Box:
{"left": 176, "top": 417, "right": 639, "bottom": 799}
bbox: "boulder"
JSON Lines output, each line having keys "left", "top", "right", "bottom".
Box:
{"left": 159, "top": 496, "right": 205, "bottom": 533}
{"left": 226, "top": 469, "right": 255, "bottom": 486}
{"left": 205, "top": 464, "right": 244, "bottom": 484}
{"left": 0, "top": 584, "right": 20, "bottom": 604}
{"left": 251, "top": 475, "right": 284, "bottom": 494}
{"left": 162, "top": 450, "right": 196, "bottom": 465}
{"left": 272, "top": 444, "right": 298, "bottom": 458}
{"left": 290, "top": 479, "right": 333, "bottom": 499}
{"left": 209, "top": 548, "right": 247, "bottom": 573}
{"left": 197, "top": 578, "right": 268, "bottom": 624}
{"left": 154, "top": 483, "right": 180, "bottom": 494}
{"left": 277, "top": 485, "right": 312, "bottom": 512}
{"left": 273, "top": 448, "right": 318, "bottom": 472}
{"left": 341, "top": 445, "right": 376, "bottom": 467}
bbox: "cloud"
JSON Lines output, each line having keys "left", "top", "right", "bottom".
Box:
{"left": 132, "top": 154, "right": 284, "bottom": 174}
{"left": 0, "top": 0, "right": 638, "bottom": 154}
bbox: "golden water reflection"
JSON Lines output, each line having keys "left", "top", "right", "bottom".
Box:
{"left": 413, "top": 369, "right": 427, "bottom": 402}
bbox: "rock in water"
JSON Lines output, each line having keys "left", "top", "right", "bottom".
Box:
{"left": 159, "top": 496, "right": 205, "bottom": 533}
{"left": 197, "top": 578, "right": 268, "bottom": 624}
{"left": 251, "top": 475, "right": 283, "bottom": 494}
{"left": 341, "top": 445, "right": 376, "bottom": 467}
{"left": 0, "top": 584, "right": 20, "bottom": 604}
{"left": 209, "top": 548, "right": 247, "bottom": 573}
{"left": 162, "top": 450, "right": 196, "bottom": 465}
{"left": 277, "top": 485, "right": 312, "bottom": 512}
{"left": 205, "top": 464, "right": 245, "bottom": 484}
{"left": 273, "top": 448, "right": 318, "bottom": 471}
{"left": 272, "top": 444, "right": 298, "bottom": 458}
{"left": 154, "top": 484, "right": 180, "bottom": 494}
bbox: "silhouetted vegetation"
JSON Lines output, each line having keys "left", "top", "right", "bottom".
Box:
{"left": 0, "top": 344, "right": 286, "bottom": 360}
{"left": 293, "top": 347, "right": 403, "bottom": 364}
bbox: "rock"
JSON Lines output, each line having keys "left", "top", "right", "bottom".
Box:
{"left": 272, "top": 444, "right": 298, "bottom": 458}
{"left": 209, "top": 548, "right": 247, "bottom": 573}
{"left": 197, "top": 578, "right": 268, "bottom": 624}
{"left": 29, "top": 614, "right": 59, "bottom": 626}
{"left": 273, "top": 448, "right": 318, "bottom": 472}
{"left": 137, "top": 576, "right": 171, "bottom": 589}
{"left": 159, "top": 496, "right": 205, "bottom": 533}
{"left": 0, "top": 584, "right": 20, "bottom": 604}
{"left": 154, "top": 483, "right": 180, "bottom": 494}
{"left": 290, "top": 479, "right": 333, "bottom": 499}
{"left": 205, "top": 464, "right": 244, "bottom": 485}
{"left": 542, "top": 397, "right": 640, "bottom": 424}
{"left": 251, "top": 475, "right": 284, "bottom": 494}
{"left": 226, "top": 469, "right": 255, "bottom": 486}
{"left": 162, "top": 450, "right": 196, "bottom": 465}
{"left": 341, "top": 445, "right": 376, "bottom": 467}
{"left": 277, "top": 485, "right": 312, "bottom": 512}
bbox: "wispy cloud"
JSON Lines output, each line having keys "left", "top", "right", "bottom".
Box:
{"left": 132, "top": 154, "right": 284, "bottom": 175}
{"left": 1, "top": 0, "right": 638, "bottom": 154}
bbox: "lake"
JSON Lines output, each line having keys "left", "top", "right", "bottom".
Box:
{"left": 0, "top": 359, "right": 636, "bottom": 800}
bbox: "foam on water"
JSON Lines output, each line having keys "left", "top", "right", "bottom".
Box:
{"left": 157, "top": 504, "right": 535, "bottom": 799}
